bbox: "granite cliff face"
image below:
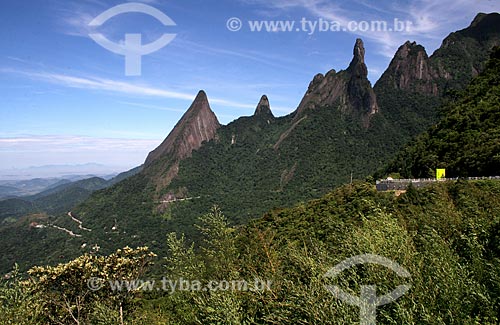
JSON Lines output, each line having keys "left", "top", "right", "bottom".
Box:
{"left": 373, "top": 12, "right": 500, "bottom": 139}
{"left": 377, "top": 12, "right": 500, "bottom": 98}
{"left": 143, "top": 90, "right": 220, "bottom": 188}
{"left": 295, "top": 39, "right": 378, "bottom": 124}
{"left": 377, "top": 41, "right": 439, "bottom": 95}
{"left": 145, "top": 91, "right": 220, "bottom": 167}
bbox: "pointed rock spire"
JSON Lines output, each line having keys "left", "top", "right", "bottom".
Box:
{"left": 144, "top": 90, "right": 220, "bottom": 167}
{"left": 294, "top": 38, "right": 378, "bottom": 122}
{"left": 254, "top": 95, "right": 274, "bottom": 118}
{"left": 348, "top": 38, "right": 366, "bottom": 70}
{"left": 346, "top": 39, "right": 378, "bottom": 119}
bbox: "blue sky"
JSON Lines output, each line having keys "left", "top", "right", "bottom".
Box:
{"left": 0, "top": 0, "right": 498, "bottom": 174}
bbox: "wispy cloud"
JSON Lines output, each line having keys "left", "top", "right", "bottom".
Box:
{"left": 60, "top": 11, "right": 97, "bottom": 37}
{"left": 368, "top": 67, "right": 383, "bottom": 80}
{"left": 170, "top": 39, "right": 308, "bottom": 75}
{"left": 6, "top": 56, "right": 34, "bottom": 64}
{"left": 51, "top": 0, "right": 103, "bottom": 38}
{"left": 404, "top": 0, "right": 497, "bottom": 35}
{"left": 0, "top": 135, "right": 160, "bottom": 153}
{"left": 244, "top": 0, "right": 498, "bottom": 57}
{"left": 117, "top": 101, "right": 186, "bottom": 113}
{"left": 4, "top": 69, "right": 256, "bottom": 109}
{"left": 242, "top": 0, "right": 400, "bottom": 56}
{"left": 53, "top": 0, "right": 162, "bottom": 38}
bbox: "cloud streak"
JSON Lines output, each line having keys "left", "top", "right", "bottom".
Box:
{"left": 0, "top": 135, "right": 160, "bottom": 153}
{"left": 244, "top": 0, "right": 499, "bottom": 57}
{"left": 171, "top": 39, "right": 308, "bottom": 75}
{"left": 54, "top": 0, "right": 165, "bottom": 38}
{"left": 4, "top": 69, "right": 256, "bottom": 109}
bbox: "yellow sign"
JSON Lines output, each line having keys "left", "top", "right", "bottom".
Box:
{"left": 436, "top": 169, "right": 446, "bottom": 180}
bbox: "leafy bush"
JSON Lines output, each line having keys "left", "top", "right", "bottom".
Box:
{"left": 24, "top": 247, "right": 155, "bottom": 325}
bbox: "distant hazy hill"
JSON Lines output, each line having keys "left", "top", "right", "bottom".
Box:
{"left": 0, "top": 167, "right": 142, "bottom": 222}
{"left": 0, "top": 185, "right": 23, "bottom": 199}
{"left": 0, "top": 163, "right": 125, "bottom": 181}
{"left": 0, "top": 178, "right": 68, "bottom": 199}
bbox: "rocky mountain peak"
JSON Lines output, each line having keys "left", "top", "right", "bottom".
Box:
{"left": 375, "top": 40, "right": 439, "bottom": 95}
{"left": 294, "top": 38, "right": 378, "bottom": 124}
{"left": 470, "top": 12, "right": 499, "bottom": 28}
{"left": 192, "top": 90, "right": 209, "bottom": 107}
{"left": 254, "top": 95, "right": 274, "bottom": 118}
{"left": 144, "top": 90, "right": 220, "bottom": 176}
{"left": 471, "top": 13, "right": 488, "bottom": 27}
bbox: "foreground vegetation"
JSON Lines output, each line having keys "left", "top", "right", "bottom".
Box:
{"left": 2, "top": 180, "right": 499, "bottom": 324}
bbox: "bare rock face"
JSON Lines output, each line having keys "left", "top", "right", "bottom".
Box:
{"left": 254, "top": 95, "right": 274, "bottom": 118}
{"left": 295, "top": 39, "right": 378, "bottom": 123}
{"left": 377, "top": 13, "right": 500, "bottom": 97}
{"left": 346, "top": 39, "right": 379, "bottom": 117}
{"left": 378, "top": 41, "right": 439, "bottom": 95}
{"left": 143, "top": 90, "right": 220, "bottom": 188}
{"left": 145, "top": 91, "right": 220, "bottom": 166}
